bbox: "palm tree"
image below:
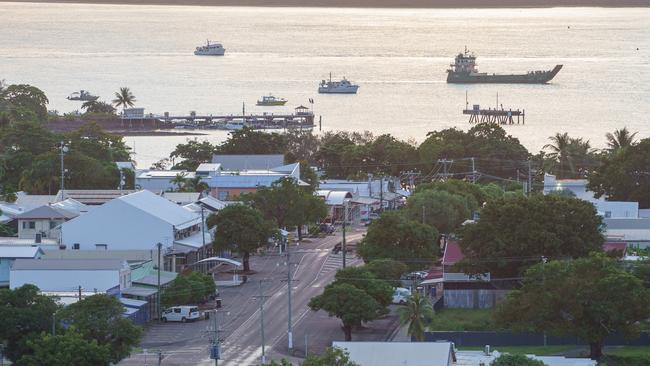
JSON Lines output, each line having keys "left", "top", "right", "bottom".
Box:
{"left": 183, "top": 176, "right": 209, "bottom": 193}
{"left": 397, "top": 292, "right": 434, "bottom": 342}
{"left": 112, "top": 87, "right": 136, "bottom": 113}
{"left": 170, "top": 173, "right": 188, "bottom": 192}
{"left": 606, "top": 127, "right": 638, "bottom": 152}
{"left": 543, "top": 132, "right": 572, "bottom": 177}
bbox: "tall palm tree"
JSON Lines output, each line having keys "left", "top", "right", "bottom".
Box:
{"left": 112, "top": 87, "right": 136, "bottom": 113}
{"left": 171, "top": 173, "right": 188, "bottom": 192}
{"left": 543, "top": 132, "right": 572, "bottom": 177}
{"left": 606, "top": 127, "right": 638, "bottom": 152}
{"left": 397, "top": 292, "right": 434, "bottom": 342}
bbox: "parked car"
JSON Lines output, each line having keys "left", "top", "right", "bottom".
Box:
{"left": 161, "top": 306, "right": 201, "bottom": 323}
{"left": 392, "top": 287, "right": 412, "bottom": 304}
{"left": 403, "top": 271, "right": 428, "bottom": 281}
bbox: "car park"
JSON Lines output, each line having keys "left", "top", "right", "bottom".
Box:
{"left": 161, "top": 306, "right": 201, "bottom": 323}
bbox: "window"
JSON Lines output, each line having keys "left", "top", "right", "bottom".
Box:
{"left": 605, "top": 211, "right": 612, "bottom": 218}
{"left": 95, "top": 244, "right": 107, "bottom": 251}
{"left": 22, "top": 222, "right": 26, "bottom": 229}
{"left": 174, "top": 308, "right": 181, "bottom": 314}
{"left": 218, "top": 191, "right": 230, "bottom": 201}
{"left": 28, "top": 221, "right": 36, "bottom": 229}
{"left": 72, "top": 243, "right": 80, "bottom": 250}
{"left": 49, "top": 221, "right": 58, "bottom": 229}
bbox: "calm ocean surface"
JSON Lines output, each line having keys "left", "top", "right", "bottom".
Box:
{"left": 1, "top": 3, "right": 649, "bottom": 168}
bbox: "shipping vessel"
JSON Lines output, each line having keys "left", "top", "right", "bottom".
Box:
{"left": 446, "top": 49, "right": 562, "bottom": 84}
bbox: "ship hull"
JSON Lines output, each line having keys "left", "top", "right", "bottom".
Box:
{"left": 318, "top": 87, "right": 359, "bottom": 94}
{"left": 256, "top": 101, "right": 287, "bottom": 106}
{"left": 447, "top": 65, "right": 562, "bottom": 84}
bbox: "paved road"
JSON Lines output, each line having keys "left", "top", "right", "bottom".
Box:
{"left": 118, "top": 227, "right": 366, "bottom": 366}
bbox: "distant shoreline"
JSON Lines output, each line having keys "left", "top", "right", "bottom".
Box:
{"left": 4, "top": 0, "right": 649, "bottom": 8}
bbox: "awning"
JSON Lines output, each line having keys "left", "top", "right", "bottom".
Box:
{"left": 195, "top": 257, "right": 242, "bottom": 267}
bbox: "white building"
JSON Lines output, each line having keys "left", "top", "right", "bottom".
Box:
{"left": 332, "top": 341, "right": 454, "bottom": 366}
{"left": 0, "top": 246, "right": 43, "bottom": 287}
{"left": 211, "top": 154, "right": 284, "bottom": 171}
{"left": 136, "top": 170, "right": 195, "bottom": 192}
{"left": 10, "top": 258, "right": 131, "bottom": 294}
{"left": 14, "top": 205, "right": 78, "bottom": 240}
{"left": 60, "top": 190, "right": 201, "bottom": 251}
{"left": 543, "top": 174, "right": 639, "bottom": 218}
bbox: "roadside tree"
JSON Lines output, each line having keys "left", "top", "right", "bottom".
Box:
{"left": 404, "top": 189, "right": 472, "bottom": 233}
{"left": 0, "top": 285, "right": 60, "bottom": 362}
{"left": 398, "top": 292, "right": 434, "bottom": 342}
{"left": 208, "top": 204, "right": 275, "bottom": 272}
{"left": 59, "top": 294, "right": 142, "bottom": 364}
{"left": 0, "top": 84, "right": 49, "bottom": 120}
{"left": 357, "top": 212, "right": 438, "bottom": 270}
{"left": 365, "top": 259, "right": 408, "bottom": 286}
{"left": 495, "top": 254, "right": 650, "bottom": 360}
{"left": 458, "top": 194, "right": 604, "bottom": 278}
{"left": 309, "top": 283, "right": 381, "bottom": 341}
{"left": 333, "top": 266, "right": 393, "bottom": 308}
{"left": 16, "top": 331, "right": 111, "bottom": 366}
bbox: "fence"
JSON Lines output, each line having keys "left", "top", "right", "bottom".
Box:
{"left": 423, "top": 331, "right": 650, "bottom": 347}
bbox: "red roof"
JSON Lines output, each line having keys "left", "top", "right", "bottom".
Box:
{"left": 442, "top": 240, "right": 464, "bottom": 266}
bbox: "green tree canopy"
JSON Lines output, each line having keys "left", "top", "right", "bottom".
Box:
{"left": 358, "top": 212, "right": 439, "bottom": 270}
{"left": 309, "top": 283, "right": 381, "bottom": 341}
{"left": 495, "top": 254, "right": 650, "bottom": 360}
{"left": 162, "top": 271, "right": 216, "bottom": 307}
{"left": 81, "top": 100, "right": 116, "bottom": 115}
{"left": 543, "top": 132, "right": 596, "bottom": 179}
{"left": 588, "top": 138, "right": 650, "bottom": 208}
{"left": 170, "top": 139, "right": 216, "bottom": 170}
{"left": 333, "top": 266, "right": 394, "bottom": 308}
{"left": 208, "top": 204, "right": 275, "bottom": 271}
{"left": 414, "top": 179, "right": 485, "bottom": 206}
{"left": 490, "top": 354, "right": 547, "bottom": 366}
{"left": 404, "top": 189, "right": 473, "bottom": 233}
{"left": 458, "top": 194, "right": 604, "bottom": 278}
{"left": 365, "top": 259, "right": 408, "bottom": 286}
{"left": 216, "top": 127, "right": 286, "bottom": 155}
{"left": 245, "top": 177, "right": 327, "bottom": 239}
{"left": 59, "top": 294, "right": 142, "bottom": 364}
{"left": 0, "top": 285, "right": 60, "bottom": 362}
{"left": 0, "top": 84, "right": 49, "bottom": 120}
{"left": 418, "top": 124, "right": 530, "bottom": 180}
{"left": 261, "top": 347, "right": 359, "bottom": 366}
{"left": 17, "top": 330, "right": 111, "bottom": 366}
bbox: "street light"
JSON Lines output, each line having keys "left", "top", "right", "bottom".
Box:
{"left": 59, "top": 141, "right": 68, "bottom": 198}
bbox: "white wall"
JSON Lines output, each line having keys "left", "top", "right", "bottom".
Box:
{"left": 60, "top": 199, "right": 173, "bottom": 251}
{"left": 594, "top": 201, "right": 638, "bottom": 218}
{"left": 10, "top": 269, "right": 120, "bottom": 292}
{"left": 18, "top": 219, "right": 64, "bottom": 239}
{"left": 136, "top": 177, "right": 176, "bottom": 192}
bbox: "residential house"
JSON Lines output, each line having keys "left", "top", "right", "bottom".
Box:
{"left": 0, "top": 246, "right": 43, "bottom": 287}
{"left": 207, "top": 162, "right": 302, "bottom": 201}
{"left": 319, "top": 177, "right": 404, "bottom": 211}
{"left": 332, "top": 341, "right": 454, "bottom": 366}
{"left": 14, "top": 205, "right": 78, "bottom": 240}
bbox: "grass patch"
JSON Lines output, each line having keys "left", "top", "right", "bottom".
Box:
{"left": 458, "top": 345, "right": 576, "bottom": 356}
{"left": 604, "top": 347, "right": 650, "bottom": 358}
{"left": 428, "top": 308, "right": 499, "bottom": 331}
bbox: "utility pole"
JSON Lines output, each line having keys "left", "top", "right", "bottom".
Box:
{"left": 59, "top": 141, "right": 68, "bottom": 199}
{"left": 157, "top": 242, "right": 162, "bottom": 320}
{"left": 258, "top": 280, "right": 267, "bottom": 364}
{"left": 526, "top": 159, "right": 533, "bottom": 196}
{"left": 470, "top": 157, "right": 476, "bottom": 184}
{"left": 157, "top": 350, "right": 163, "bottom": 366}
{"left": 379, "top": 176, "right": 384, "bottom": 213}
{"left": 286, "top": 236, "right": 293, "bottom": 353}
{"left": 208, "top": 310, "right": 220, "bottom": 366}
{"left": 78, "top": 285, "right": 82, "bottom": 301}
{"left": 342, "top": 200, "right": 347, "bottom": 268}
{"left": 422, "top": 205, "right": 426, "bottom": 225}
{"left": 201, "top": 207, "right": 206, "bottom": 273}
{"left": 542, "top": 256, "right": 548, "bottom": 347}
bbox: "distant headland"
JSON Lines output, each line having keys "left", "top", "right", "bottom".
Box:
{"left": 4, "top": 0, "right": 649, "bottom": 8}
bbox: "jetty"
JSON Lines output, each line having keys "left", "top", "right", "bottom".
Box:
{"left": 120, "top": 105, "right": 318, "bottom": 131}
{"left": 463, "top": 104, "right": 525, "bottom": 125}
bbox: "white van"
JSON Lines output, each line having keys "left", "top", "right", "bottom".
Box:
{"left": 392, "top": 288, "right": 412, "bottom": 304}
{"left": 161, "top": 306, "right": 201, "bottom": 323}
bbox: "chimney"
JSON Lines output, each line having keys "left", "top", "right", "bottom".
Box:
{"left": 35, "top": 233, "right": 41, "bottom": 244}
